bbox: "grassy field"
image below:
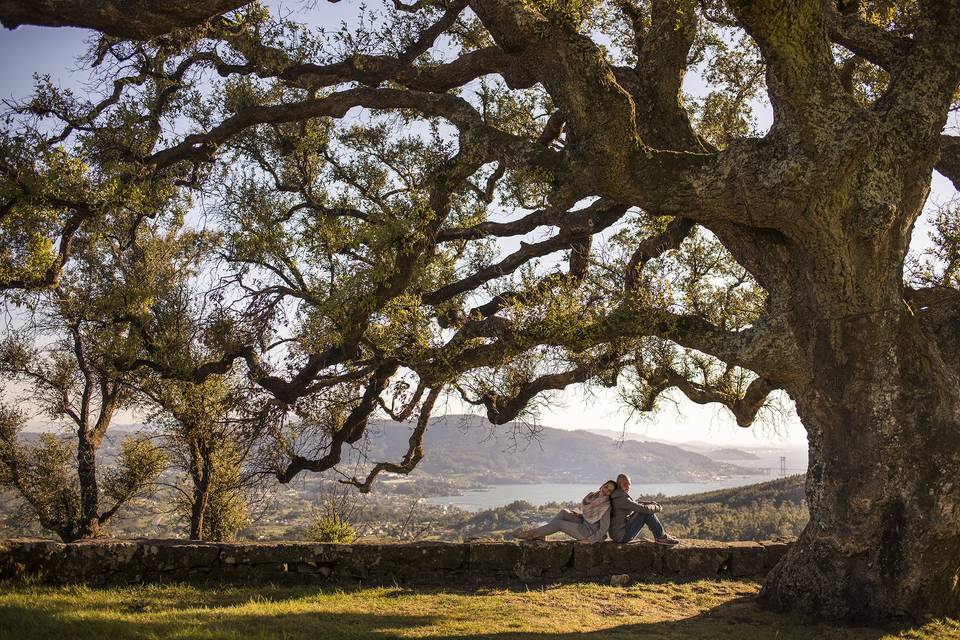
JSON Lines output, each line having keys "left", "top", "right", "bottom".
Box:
{"left": 0, "top": 580, "right": 957, "bottom": 640}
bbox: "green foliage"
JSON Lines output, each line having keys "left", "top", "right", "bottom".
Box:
{"left": 146, "top": 375, "right": 262, "bottom": 542}
{"left": 0, "top": 407, "right": 83, "bottom": 540}
{"left": 0, "top": 407, "right": 164, "bottom": 541}
{"left": 201, "top": 473, "right": 253, "bottom": 543}
{"left": 305, "top": 512, "right": 358, "bottom": 544}
{"left": 522, "top": 0, "right": 603, "bottom": 28}
{"left": 910, "top": 199, "right": 960, "bottom": 289}
{"left": 657, "top": 475, "right": 807, "bottom": 540}
{"left": 198, "top": 438, "right": 254, "bottom": 542}
{"left": 687, "top": 33, "right": 765, "bottom": 148}
{"left": 101, "top": 437, "right": 167, "bottom": 508}
{"left": 0, "top": 142, "right": 91, "bottom": 287}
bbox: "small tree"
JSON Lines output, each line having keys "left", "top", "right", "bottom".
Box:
{"left": 142, "top": 374, "right": 266, "bottom": 541}
{"left": 198, "top": 455, "right": 253, "bottom": 541}
{"left": 0, "top": 107, "right": 192, "bottom": 540}
{"left": 0, "top": 405, "right": 165, "bottom": 541}
{"left": 301, "top": 479, "right": 369, "bottom": 543}
{"left": 0, "top": 285, "right": 154, "bottom": 540}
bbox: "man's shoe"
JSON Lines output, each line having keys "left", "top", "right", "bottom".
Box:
{"left": 655, "top": 534, "right": 680, "bottom": 546}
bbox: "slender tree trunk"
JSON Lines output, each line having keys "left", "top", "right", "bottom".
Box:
{"left": 189, "top": 476, "right": 211, "bottom": 540}
{"left": 762, "top": 303, "right": 960, "bottom": 620}
{"left": 75, "top": 431, "right": 101, "bottom": 539}
{"left": 188, "top": 442, "right": 212, "bottom": 541}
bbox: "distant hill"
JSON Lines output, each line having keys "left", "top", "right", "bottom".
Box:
{"left": 585, "top": 429, "right": 807, "bottom": 465}
{"left": 585, "top": 429, "right": 748, "bottom": 455}
{"left": 585, "top": 428, "right": 691, "bottom": 448}
{"left": 17, "top": 417, "right": 759, "bottom": 485}
{"left": 359, "top": 415, "right": 761, "bottom": 484}
{"left": 708, "top": 448, "right": 760, "bottom": 460}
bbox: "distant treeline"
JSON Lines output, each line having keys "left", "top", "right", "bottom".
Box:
{"left": 657, "top": 475, "right": 807, "bottom": 540}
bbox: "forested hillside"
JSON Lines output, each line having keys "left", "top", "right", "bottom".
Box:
{"left": 659, "top": 475, "right": 806, "bottom": 540}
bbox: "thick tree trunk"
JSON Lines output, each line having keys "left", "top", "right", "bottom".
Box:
{"left": 761, "top": 306, "right": 960, "bottom": 620}
{"left": 75, "top": 433, "right": 101, "bottom": 539}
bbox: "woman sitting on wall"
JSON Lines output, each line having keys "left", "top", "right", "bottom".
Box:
{"left": 516, "top": 480, "right": 616, "bottom": 544}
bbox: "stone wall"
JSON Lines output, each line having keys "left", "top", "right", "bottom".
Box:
{"left": 0, "top": 538, "right": 791, "bottom": 587}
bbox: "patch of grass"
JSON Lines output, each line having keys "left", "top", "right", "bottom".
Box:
{"left": 0, "top": 580, "right": 956, "bottom": 640}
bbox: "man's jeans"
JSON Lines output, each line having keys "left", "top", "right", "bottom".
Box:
{"left": 618, "top": 511, "right": 665, "bottom": 543}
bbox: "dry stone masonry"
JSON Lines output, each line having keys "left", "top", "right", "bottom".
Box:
{"left": 0, "top": 538, "right": 790, "bottom": 586}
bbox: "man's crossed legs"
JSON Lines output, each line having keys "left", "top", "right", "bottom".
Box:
{"left": 618, "top": 511, "right": 679, "bottom": 545}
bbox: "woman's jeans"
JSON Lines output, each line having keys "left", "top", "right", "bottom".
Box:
{"left": 618, "top": 512, "right": 665, "bottom": 543}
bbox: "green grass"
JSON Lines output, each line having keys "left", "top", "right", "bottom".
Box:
{"left": 0, "top": 580, "right": 957, "bottom": 640}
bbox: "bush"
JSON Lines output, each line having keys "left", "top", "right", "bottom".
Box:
{"left": 202, "top": 485, "right": 251, "bottom": 542}
{"left": 305, "top": 513, "right": 357, "bottom": 543}
{"left": 505, "top": 500, "right": 534, "bottom": 513}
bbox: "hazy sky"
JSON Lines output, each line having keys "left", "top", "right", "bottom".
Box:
{"left": 2, "top": 3, "right": 956, "bottom": 447}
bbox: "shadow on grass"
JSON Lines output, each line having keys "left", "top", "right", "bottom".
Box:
{"left": 0, "top": 605, "right": 439, "bottom": 640}
{"left": 0, "top": 590, "right": 924, "bottom": 640}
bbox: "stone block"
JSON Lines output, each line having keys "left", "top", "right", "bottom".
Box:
{"left": 330, "top": 544, "right": 382, "bottom": 580}
{"left": 601, "top": 542, "right": 656, "bottom": 574}
{"left": 214, "top": 563, "right": 253, "bottom": 582}
{"left": 142, "top": 542, "right": 220, "bottom": 572}
{"left": 661, "top": 542, "right": 729, "bottom": 578}
{"left": 468, "top": 542, "right": 522, "bottom": 573}
{"left": 359, "top": 543, "right": 467, "bottom": 583}
{"left": 572, "top": 542, "right": 602, "bottom": 568}
{"left": 725, "top": 541, "right": 766, "bottom": 578}
{"left": 50, "top": 540, "right": 141, "bottom": 584}
{"left": 7, "top": 540, "right": 67, "bottom": 582}
{"left": 218, "top": 542, "right": 321, "bottom": 566}
{"left": 572, "top": 542, "right": 612, "bottom": 577}
{"left": 308, "top": 543, "right": 353, "bottom": 563}
{"left": 401, "top": 542, "right": 468, "bottom": 572}
{"left": 513, "top": 541, "right": 574, "bottom": 582}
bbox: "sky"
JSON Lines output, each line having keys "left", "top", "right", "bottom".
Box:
{"left": 1, "top": 2, "right": 956, "bottom": 448}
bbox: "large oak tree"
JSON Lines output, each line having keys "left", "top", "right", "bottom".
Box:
{"left": 1, "top": 0, "right": 959, "bottom": 621}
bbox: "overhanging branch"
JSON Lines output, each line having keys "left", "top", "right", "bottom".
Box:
{"left": 0, "top": 0, "right": 251, "bottom": 39}
{"left": 341, "top": 386, "right": 441, "bottom": 493}
{"left": 276, "top": 361, "right": 400, "bottom": 484}
{"left": 650, "top": 366, "right": 779, "bottom": 427}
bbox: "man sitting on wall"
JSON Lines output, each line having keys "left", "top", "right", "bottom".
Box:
{"left": 609, "top": 473, "right": 680, "bottom": 545}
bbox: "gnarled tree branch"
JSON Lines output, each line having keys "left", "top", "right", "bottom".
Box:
{"left": 0, "top": 0, "right": 251, "bottom": 39}
{"left": 341, "top": 386, "right": 441, "bottom": 492}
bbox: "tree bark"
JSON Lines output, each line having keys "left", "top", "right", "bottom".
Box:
{"left": 761, "top": 291, "right": 960, "bottom": 620}
{"left": 75, "top": 431, "right": 101, "bottom": 539}
{"left": 0, "top": 0, "right": 251, "bottom": 39}
{"left": 188, "top": 442, "right": 212, "bottom": 541}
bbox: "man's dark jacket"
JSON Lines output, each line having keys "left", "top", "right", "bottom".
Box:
{"left": 608, "top": 487, "right": 659, "bottom": 542}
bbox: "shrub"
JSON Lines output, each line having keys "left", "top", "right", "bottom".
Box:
{"left": 305, "top": 513, "right": 357, "bottom": 543}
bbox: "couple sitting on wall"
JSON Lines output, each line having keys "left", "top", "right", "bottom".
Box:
{"left": 516, "top": 474, "right": 680, "bottom": 545}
